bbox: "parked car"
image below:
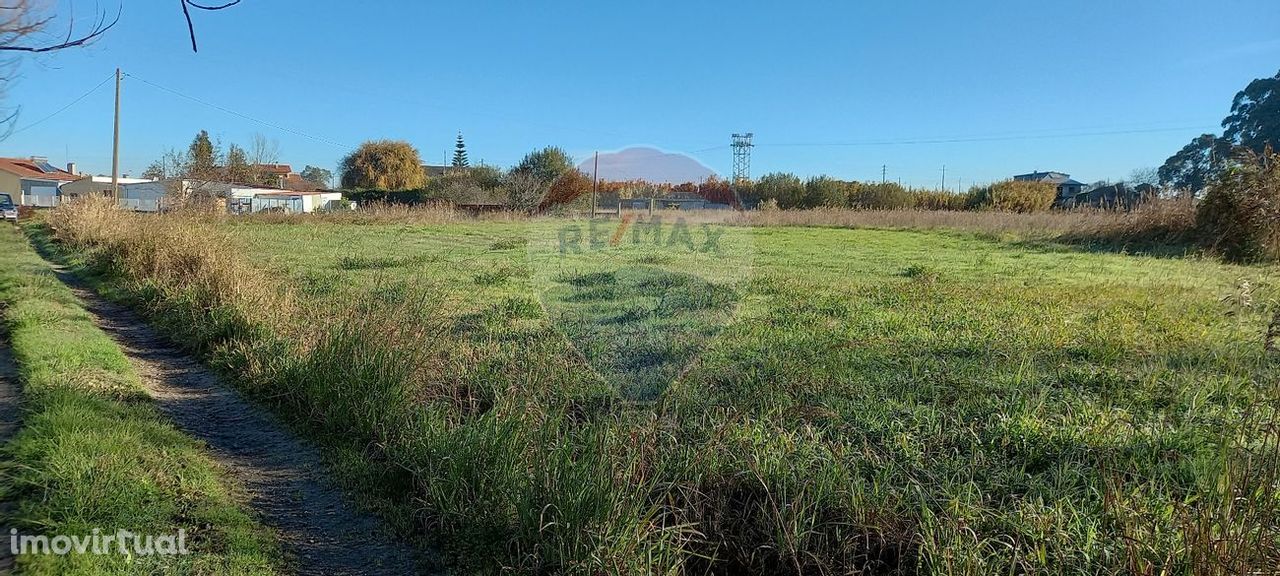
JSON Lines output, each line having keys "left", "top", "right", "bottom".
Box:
{"left": 0, "top": 193, "right": 16, "bottom": 223}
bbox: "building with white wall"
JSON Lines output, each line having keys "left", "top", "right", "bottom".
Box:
{"left": 60, "top": 175, "right": 155, "bottom": 201}
{"left": 120, "top": 179, "right": 344, "bottom": 214}
{"left": 0, "top": 157, "right": 78, "bottom": 207}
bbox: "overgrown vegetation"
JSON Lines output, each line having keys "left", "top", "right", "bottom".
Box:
{"left": 40, "top": 199, "right": 1280, "bottom": 574}
{"left": 1160, "top": 69, "right": 1279, "bottom": 192}
{"left": 743, "top": 174, "right": 1068, "bottom": 213}
{"left": 0, "top": 223, "right": 280, "bottom": 575}
{"left": 1197, "top": 148, "right": 1280, "bottom": 262}
{"left": 964, "top": 180, "right": 1058, "bottom": 212}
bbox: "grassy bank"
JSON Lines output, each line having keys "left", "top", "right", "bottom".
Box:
{"left": 0, "top": 223, "right": 281, "bottom": 575}
{"left": 43, "top": 200, "right": 1280, "bottom": 574}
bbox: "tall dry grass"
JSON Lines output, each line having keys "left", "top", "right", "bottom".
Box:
{"left": 47, "top": 197, "right": 296, "bottom": 352}
{"left": 729, "top": 200, "right": 1201, "bottom": 248}
{"left": 1059, "top": 197, "right": 1198, "bottom": 246}
{"left": 242, "top": 201, "right": 529, "bottom": 226}
{"left": 729, "top": 206, "right": 1125, "bottom": 237}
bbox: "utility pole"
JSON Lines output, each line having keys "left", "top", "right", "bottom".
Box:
{"left": 940, "top": 164, "right": 946, "bottom": 191}
{"left": 591, "top": 151, "right": 599, "bottom": 219}
{"left": 881, "top": 164, "right": 886, "bottom": 184}
{"left": 111, "top": 68, "right": 121, "bottom": 198}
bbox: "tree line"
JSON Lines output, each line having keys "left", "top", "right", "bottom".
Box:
{"left": 339, "top": 139, "right": 591, "bottom": 213}
{"left": 142, "top": 130, "right": 332, "bottom": 189}
{"left": 337, "top": 138, "right": 1068, "bottom": 214}
{"left": 1159, "top": 69, "right": 1279, "bottom": 193}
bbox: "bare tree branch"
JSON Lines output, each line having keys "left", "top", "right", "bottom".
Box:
{"left": 179, "top": 0, "right": 241, "bottom": 53}
{"left": 0, "top": 1, "right": 120, "bottom": 53}
{"left": 186, "top": 0, "right": 241, "bottom": 10}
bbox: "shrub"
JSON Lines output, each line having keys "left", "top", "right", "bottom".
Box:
{"left": 966, "top": 180, "right": 1058, "bottom": 212}
{"left": 1058, "top": 198, "right": 1198, "bottom": 248}
{"left": 1196, "top": 147, "right": 1280, "bottom": 262}
{"left": 848, "top": 182, "right": 912, "bottom": 210}
{"left": 340, "top": 140, "right": 426, "bottom": 190}
{"left": 754, "top": 173, "right": 806, "bottom": 209}
{"left": 804, "top": 176, "right": 848, "bottom": 208}
{"left": 432, "top": 172, "right": 505, "bottom": 206}
{"left": 343, "top": 189, "right": 429, "bottom": 206}
{"left": 540, "top": 168, "right": 592, "bottom": 210}
{"left": 910, "top": 189, "right": 968, "bottom": 211}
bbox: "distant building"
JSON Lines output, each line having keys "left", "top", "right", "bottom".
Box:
{"left": 242, "top": 191, "right": 345, "bottom": 214}
{"left": 0, "top": 157, "right": 79, "bottom": 206}
{"left": 119, "top": 179, "right": 235, "bottom": 212}
{"left": 248, "top": 164, "right": 325, "bottom": 191}
{"left": 422, "top": 164, "right": 478, "bottom": 180}
{"left": 621, "top": 194, "right": 731, "bottom": 211}
{"left": 1071, "top": 183, "right": 1158, "bottom": 210}
{"left": 1013, "top": 171, "right": 1087, "bottom": 204}
{"left": 119, "top": 179, "right": 339, "bottom": 214}
{"left": 60, "top": 175, "right": 155, "bottom": 201}
{"left": 254, "top": 163, "right": 293, "bottom": 180}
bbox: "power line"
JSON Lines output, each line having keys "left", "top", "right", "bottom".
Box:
{"left": 9, "top": 73, "right": 115, "bottom": 136}
{"left": 688, "top": 122, "right": 1224, "bottom": 155}
{"left": 124, "top": 72, "right": 351, "bottom": 150}
{"left": 757, "top": 125, "right": 1221, "bottom": 148}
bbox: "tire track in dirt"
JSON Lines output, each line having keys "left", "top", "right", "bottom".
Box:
{"left": 51, "top": 269, "right": 432, "bottom": 576}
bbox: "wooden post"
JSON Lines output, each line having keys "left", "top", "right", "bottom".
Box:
{"left": 591, "top": 151, "right": 599, "bottom": 219}
{"left": 111, "top": 68, "right": 121, "bottom": 199}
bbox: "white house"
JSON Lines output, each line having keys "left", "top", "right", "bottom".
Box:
{"left": 118, "top": 179, "right": 234, "bottom": 212}
{"left": 60, "top": 175, "right": 155, "bottom": 201}
{"left": 120, "top": 179, "right": 344, "bottom": 214}
{"left": 245, "top": 191, "right": 345, "bottom": 214}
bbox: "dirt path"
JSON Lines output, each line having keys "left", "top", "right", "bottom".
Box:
{"left": 51, "top": 270, "right": 431, "bottom": 576}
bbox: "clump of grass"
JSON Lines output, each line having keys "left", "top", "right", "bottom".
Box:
{"left": 730, "top": 207, "right": 1128, "bottom": 237}
{"left": 337, "top": 252, "right": 439, "bottom": 270}
{"left": 473, "top": 265, "right": 524, "bottom": 286}
{"left": 560, "top": 270, "right": 617, "bottom": 287}
{"left": 488, "top": 237, "right": 526, "bottom": 250}
{"left": 898, "top": 263, "right": 940, "bottom": 284}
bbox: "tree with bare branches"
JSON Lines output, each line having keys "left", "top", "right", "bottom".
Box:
{"left": 0, "top": 1, "right": 243, "bottom": 135}
{"left": 178, "top": 0, "right": 241, "bottom": 52}
{"left": 0, "top": 0, "right": 119, "bottom": 54}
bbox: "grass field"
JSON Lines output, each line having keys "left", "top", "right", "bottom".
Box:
{"left": 0, "top": 224, "right": 281, "bottom": 575}
{"left": 42, "top": 204, "right": 1280, "bottom": 574}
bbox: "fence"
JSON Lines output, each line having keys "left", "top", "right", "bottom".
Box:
{"left": 20, "top": 193, "right": 59, "bottom": 208}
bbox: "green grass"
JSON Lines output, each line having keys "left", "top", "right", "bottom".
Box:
{"left": 0, "top": 224, "right": 281, "bottom": 575}
{"left": 46, "top": 212, "right": 1280, "bottom": 574}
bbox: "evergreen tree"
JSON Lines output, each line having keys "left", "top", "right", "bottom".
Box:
{"left": 452, "top": 131, "right": 470, "bottom": 168}
{"left": 225, "top": 144, "right": 251, "bottom": 183}
{"left": 187, "top": 130, "right": 220, "bottom": 180}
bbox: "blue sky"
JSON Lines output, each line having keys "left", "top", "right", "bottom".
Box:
{"left": 1, "top": 0, "right": 1278, "bottom": 188}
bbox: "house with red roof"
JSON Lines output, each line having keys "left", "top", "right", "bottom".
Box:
{"left": 0, "top": 157, "right": 79, "bottom": 206}
{"left": 250, "top": 164, "right": 325, "bottom": 191}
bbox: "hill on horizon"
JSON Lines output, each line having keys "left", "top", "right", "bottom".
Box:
{"left": 576, "top": 147, "right": 716, "bottom": 184}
